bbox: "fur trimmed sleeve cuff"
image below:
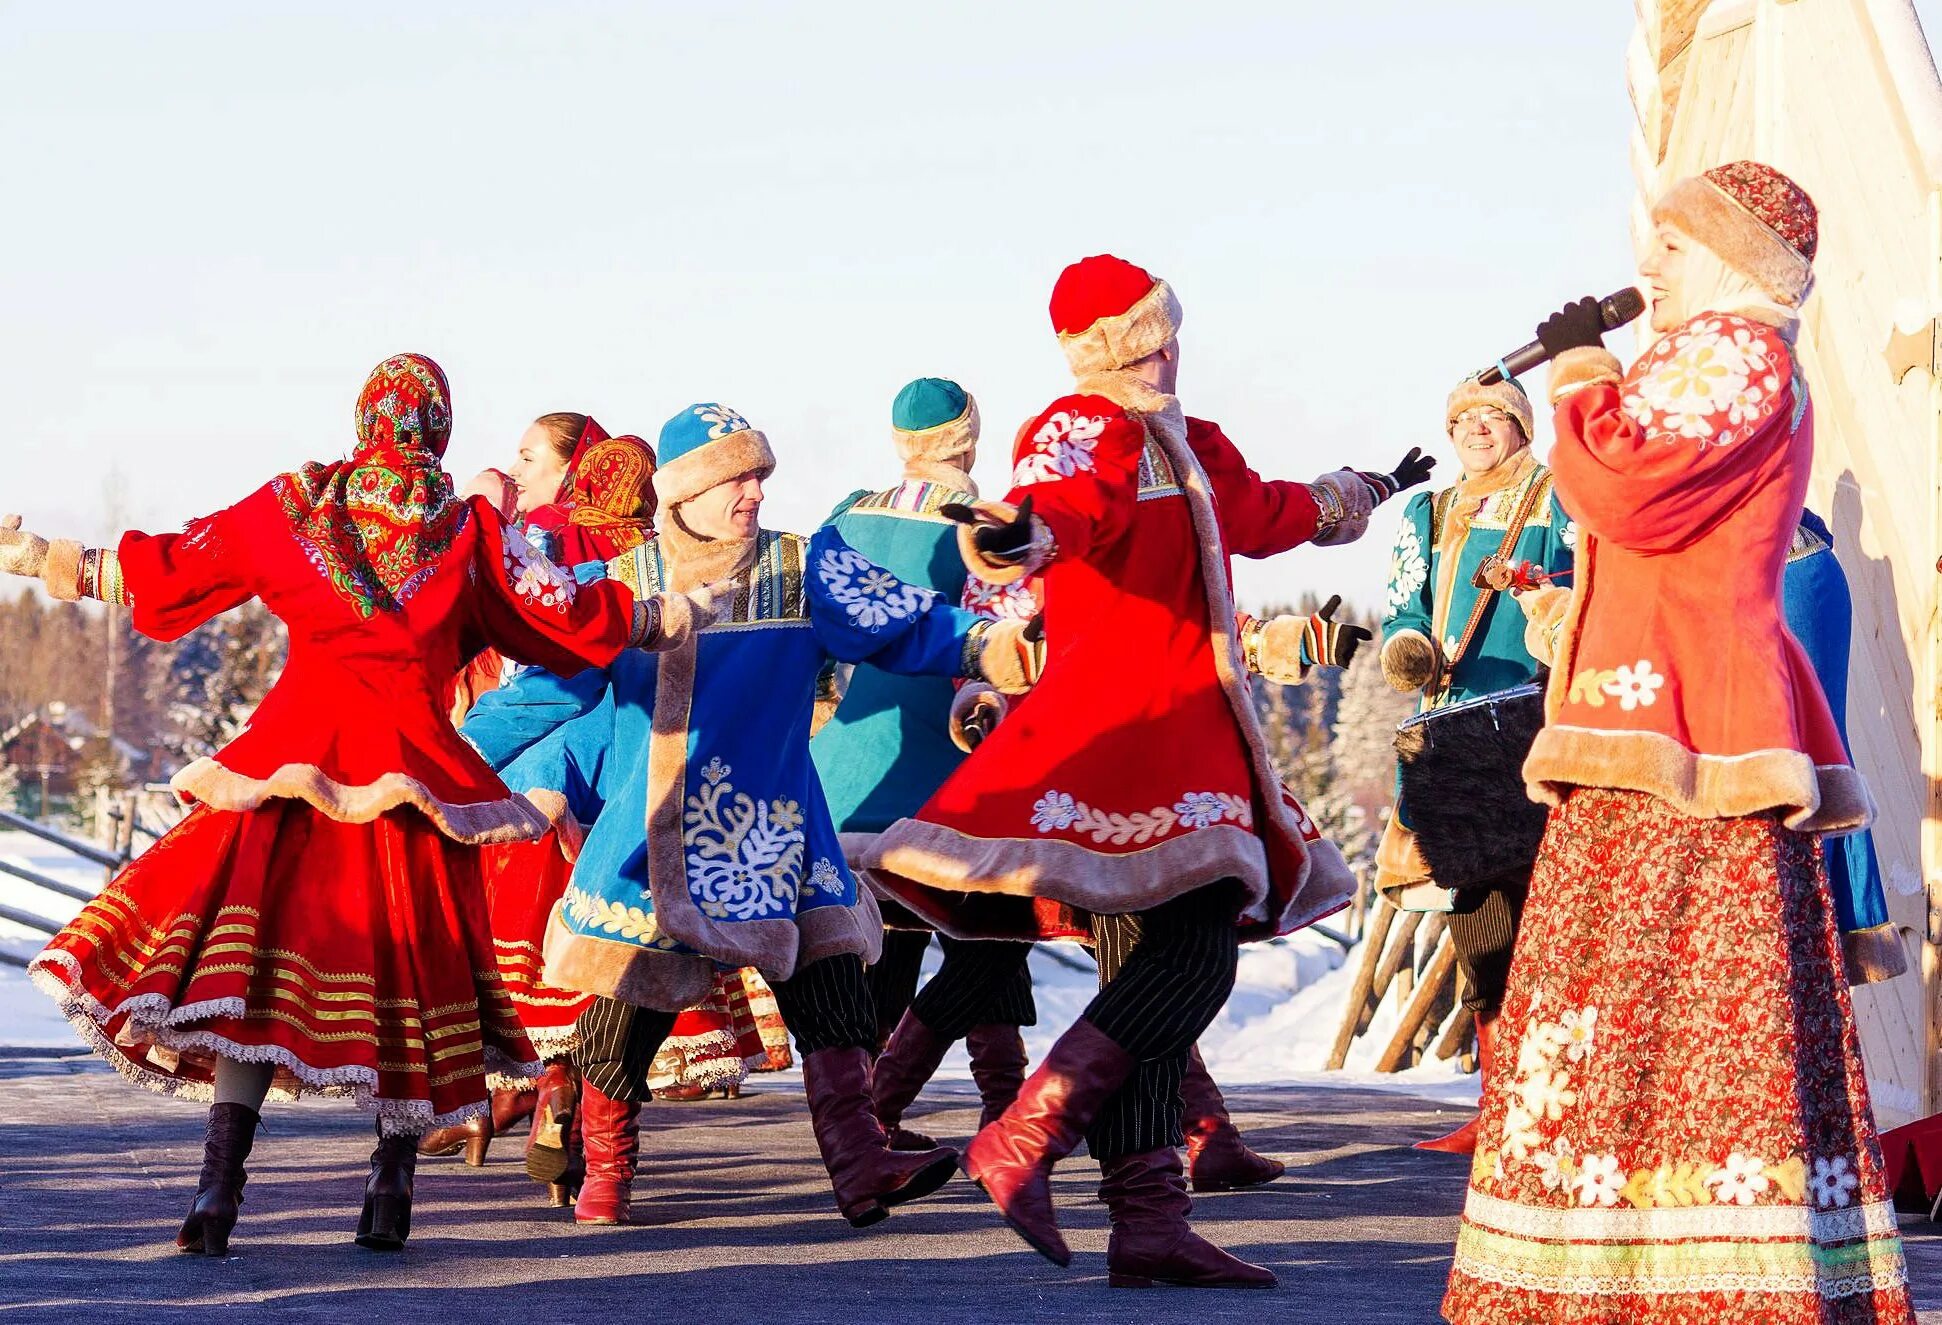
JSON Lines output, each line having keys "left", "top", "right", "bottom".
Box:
{"left": 1513, "top": 584, "right": 1573, "bottom": 668}
{"left": 1242, "top": 613, "right": 1311, "bottom": 685}
{"left": 949, "top": 681, "right": 1009, "bottom": 753}
{"left": 1380, "top": 627, "right": 1443, "bottom": 693}
{"left": 955, "top": 501, "right": 1057, "bottom": 584}
{"left": 1547, "top": 346, "right": 1625, "bottom": 405}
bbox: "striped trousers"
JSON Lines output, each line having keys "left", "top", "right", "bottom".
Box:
{"left": 1447, "top": 873, "right": 1527, "bottom": 1015}
{"left": 574, "top": 954, "right": 880, "bottom": 1103}
{"left": 869, "top": 930, "right": 1037, "bottom": 1043}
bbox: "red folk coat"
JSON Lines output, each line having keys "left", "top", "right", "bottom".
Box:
{"left": 123, "top": 484, "right": 639, "bottom": 844}
{"left": 864, "top": 397, "right": 1358, "bottom": 941}
{"left": 1528, "top": 311, "right": 1869, "bottom": 833}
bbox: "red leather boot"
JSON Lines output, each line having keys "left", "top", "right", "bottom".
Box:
{"left": 574, "top": 1079, "right": 641, "bottom": 1225}
{"left": 1100, "top": 1148, "right": 1277, "bottom": 1289}
{"left": 962, "top": 1018, "right": 1136, "bottom": 1267}
{"left": 802, "top": 1046, "right": 958, "bottom": 1227}
{"left": 871, "top": 1011, "right": 953, "bottom": 1151}
{"left": 1182, "top": 1048, "right": 1285, "bottom": 1191}
{"left": 964, "top": 1024, "right": 1027, "bottom": 1130}
{"left": 492, "top": 1086, "right": 537, "bottom": 1134}
{"left": 176, "top": 1102, "right": 259, "bottom": 1256}
{"left": 1415, "top": 1013, "right": 1495, "bottom": 1155}
{"left": 525, "top": 1060, "right": 580, "bottom": 1187}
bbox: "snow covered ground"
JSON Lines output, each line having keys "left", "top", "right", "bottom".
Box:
{"left": 0, "top": 824, "right": 1475, "bottom": 1104}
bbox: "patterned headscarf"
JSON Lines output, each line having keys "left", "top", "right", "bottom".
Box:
{"left": 558, "top": 434, "right": 658, "bottom": 564}
{"left": 274, "top": 353, "right": 465, "bottom": 618}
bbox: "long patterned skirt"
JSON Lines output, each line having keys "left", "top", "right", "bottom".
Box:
{"left": 481, "top": 830, "right": 592, "bottom": 1061}
{"left": 29, "top": 802, "right": 537, "bottom": 1133}
{"left": 1443, "top": 788, "right": 1911, "bottom": 1323}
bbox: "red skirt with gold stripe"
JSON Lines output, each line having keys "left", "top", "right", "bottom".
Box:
{"left": 480, "top": 831, "right": 591, "bottom": 1060}
{"left": 1443, "top": 787, "right": 1912, "bottom": 1324}
{"left": 29, "top": 801, "right": 537, "bottom": 1133}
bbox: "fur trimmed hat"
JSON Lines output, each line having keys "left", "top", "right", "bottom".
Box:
{"left": 652, "top": 402, "right": 776, "bottom": 509}
{"left": 1447, "top": 373, "right": 1535, "bottom": 441}
{"left": 1652, "top": 161, "right": 1819, "bottom": 306}
{"left": 892, "top": 377, "right": 979, "bottom": 467}
{"left": 1049, "top": 254, "right": 1183, "bottom": 376}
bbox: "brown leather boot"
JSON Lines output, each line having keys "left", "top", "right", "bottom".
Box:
{"left": 802, "top": 1045, "right": 958, "bottom": 1227}
{"left": 961, "top": 1018, "right": 1136, "bottom": 1267}
{"left": 354, "top": 1127, "right": 418, "bottom": 1251}
{"left": 492, "top": 1086, "right": 537, "bottom": 1134}
{"left": 176, "top": 1102, "right": 259, "bottom": 1256}
{"left": 872, "top": 1011, "right": 952, "bottom": 1151}
{"left": 1182, "top": 1048, "right": 1285, "bottom": 1191}
{"left": 525, "top": 1060, "right": 580, "bottom": 1186}
{"left": 574, "top": 1079, "right": 641, "bottom": 1225}
{"left": 1101, "top": 1148, "right": 1277, "bottom": 1289}
{"left": 964, "top": 1024, "right": 1027, "bottom": 1130}
{"left": 1415, "top": 1013, "right": 1494, "bottom": 1155}
{"left": 416, "top": 1112, "right": 492, "bottom": 1165}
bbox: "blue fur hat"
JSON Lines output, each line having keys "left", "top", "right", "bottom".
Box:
{"left": 653, "top": 402, "right": 776, "bottom": 507}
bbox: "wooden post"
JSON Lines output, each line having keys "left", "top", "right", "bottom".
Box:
{"left": 1434, "top": 1004, "right": 1477, "bottom": 1065}
{"left": 1327, "top": 898, "right": 1395, "bottom": 1071}
{"left": 1377, "top": 935, "right": 1460, "bottom": 1073}
{"left": 1370, "top": 910, "right": 1426, "bottom": 1009}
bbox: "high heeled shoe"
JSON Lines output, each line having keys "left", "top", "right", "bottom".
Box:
{"left": 176, "top": 1102, "right": 259, "bottom": 1257}
{"left": 355, "top": 1126, "right": 419, "bottom": 1251}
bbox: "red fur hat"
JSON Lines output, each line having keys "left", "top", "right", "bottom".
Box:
{"left": 1048, "top": 254, "right": 1183, "bottom": 375}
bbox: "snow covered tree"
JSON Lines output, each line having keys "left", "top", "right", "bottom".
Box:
{"left": 0, "top": 759, "right": 18, "bottom": 813}
{"left": 159, "top": 603, "right": 288, "bottom": 763}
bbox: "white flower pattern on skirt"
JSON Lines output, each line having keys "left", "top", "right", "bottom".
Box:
{"left": 502, "top": 524, "right": 577, "bottom": 613}
{"left": 683, "top": 757, "right": 806, "bottom": 921}
{"left": 817, "top": 545, "right": 936, "bottom": 630}
{"left": 1029, "top": 788, "right": 1251, "bottom": 845}
{"left": 1013, "top": 411, "right": 1108, "bottom": 487}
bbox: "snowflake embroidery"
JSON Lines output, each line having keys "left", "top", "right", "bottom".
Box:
{"left": 1621, "top": 316, "right": 1784, "bottom": 449}
{"left": 1572, "top": 1153, "right": 1625, "bottom": 1208}
{"left": 1030, "top": 791, "right": 1081, "bottom": 832}
{"left": 1172, "top": 792, "right": 1229, "bottom": 831}
{"left": 694, "top": 404, "right": 750, "bottom": 439}
{"left": 805, "top": 857, "right": 847, "bottom": 899}
{"left": 1013, "top": 411, "right": 1108, "bottom": 486}
{"left": 502, "top": 524, "right": 577, "bottom": 613}
{"left": 1707, "top": 1152, "right": 1771, "bottom": 1206}
{"left": 1387, "top": 522, "right": 1428, "bottom": 613}
{"left": 683, "top": 758, "right": 807, "bottom": 922}
{"left": 1807, "top": 1155, "right": 1860, "bottom": 1209}
{"left": 818, "top": 545, "right": 936, "bottom": 631}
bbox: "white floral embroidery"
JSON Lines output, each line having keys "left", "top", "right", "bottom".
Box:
{"left": 1622, "top": 316, "right": 1783, "bottom": 448}
{"left": 1557, "top": 1006, "right": 1597, "bottom": 1062}
{"left": 1386, "top": 522, "right": 1429, "bottom": 613}
{"left": 1013, "top": 411, "right": 1109, "bottom": 486}
{"left": 818, "top": 545, "right": 936, "bottom": 631}
{"left": 963, "top": 576, "right": 1040, "bottom": 622}
{"left": 693, "top": 404, "right": 750, "bottom": 439}
{"left": 1513, "top": 1068, "right": 1577, "bottom": 1122}
{"left": 1602, "top": 659, "right": 1665, "bottom": 712}
{"left": 1807, "top": 1155, "right": 1860, "bottom": 1210}
{"left": 806, "top": 857, "right": 847, "bottom": 899}
{"left": 1572, "top": 1153, "right": 1625, "bottom": 1208}
{"left": 1502, "top": 1100, "right": 1543, "bottom": 1162}
{"left": 683, "top": 758, "right": 806, "bottom": 921}
{"left": 1029, "top": 788, "right": 1251, "bottom": 845}
{"left": 1532, "top": 1136, "right": 1578, "bottom": 1193}
{"left": 502, "top": 524, "right": 577, "bottom": 613}
{"left": 1559, "top": 519, "right": 1579, "bottom": 550}
{"left": 1707, "top": 1152, "right": 1771, "bottom": 1207}
{"left": 1500, "top": 1006, "right": 1595, "bottom": 1168}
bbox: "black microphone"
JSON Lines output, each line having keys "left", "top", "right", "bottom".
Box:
{"left": 1477, "top": 288, "right": 1647, "bottom": 386}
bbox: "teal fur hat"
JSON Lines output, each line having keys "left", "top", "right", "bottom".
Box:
{"left": 653, "top": 402, "right": 777, "bottom": 508}
{"left": 890, "top": 377, "right": 978, "bottom": 468}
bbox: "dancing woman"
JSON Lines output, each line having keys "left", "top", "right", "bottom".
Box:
{"left": 1441, "top": 164, "right": 1913, "bottom": 1323}
{"left": 1, "top": 355, "right": 701, "bottom": 1255}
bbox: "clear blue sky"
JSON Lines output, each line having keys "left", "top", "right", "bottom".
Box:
{"left": 4, "top": 2, "right": 1938, "bottom": 610}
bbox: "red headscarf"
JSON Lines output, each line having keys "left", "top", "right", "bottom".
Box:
{"left": 274, "top": 353, "right": 464, "bottom": 618}
{"left": 557, "top": 434, "right": 659, "bottom": 564}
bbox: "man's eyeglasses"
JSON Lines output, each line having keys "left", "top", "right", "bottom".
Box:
{"left": 1451, "top": 407, "right": 1512, "bottom": 435}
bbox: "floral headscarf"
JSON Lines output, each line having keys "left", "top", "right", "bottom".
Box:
{"left": 273, "top": 353, "right": 466, "bottom": 618}
{"left": 558, "top": 434, "right": 658, "bottom": 563}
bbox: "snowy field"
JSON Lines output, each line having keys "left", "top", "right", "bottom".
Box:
{"left": 0, "top": 825, "right": 1475, "bottom": 1105}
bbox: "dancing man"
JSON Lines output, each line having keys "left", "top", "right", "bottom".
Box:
{"left": 864, "top": 254, "right": 1429, "bottom": 1287}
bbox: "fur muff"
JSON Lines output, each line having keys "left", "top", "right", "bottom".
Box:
{"left": 1394, "top": 686, "right": 1548, "bottom": 889}
{"left": 1381, "top": 628, "right": 1442, "bottom": 693}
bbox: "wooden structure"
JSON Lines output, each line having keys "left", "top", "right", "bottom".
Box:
{"left": 1631, "top": 0, "right": 1942, "bottom": 1129}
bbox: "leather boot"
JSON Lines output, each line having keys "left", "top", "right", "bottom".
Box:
{"left": 871, "top": 1011, "right": 952, "bottom": 1151}
{"left": 802, "top": 1045, "right": 958, "bottom": 1228}
{"left": 355, "top": 1126, "right": 418, "bottom": 1251}
{"left": 1415, "top": 1012, "right": 1495, "bottom": 1155}
{"left": 574, "top": 1079, "right": 641, "bottom": 1225}
{"left": 176, "top": 1101, "right": 259, "bottom": 1256}
{"left": 416, "top": 1112, "right": 492, "bottom": 1165}
{"left": 525, "top": 1060, "right": 580, "bottom": 1186}
{"left": 962, "top": 1018, "right": 1136, "bottom": 1267}
{"left": 550, "top": 1102, "right": 585, "bottom": 1208}
{"left": 1101, "top": 1148, "right": 1277, "bottom": 1289}
{"left": 492, "top": 1086, "right": 537, "bottom": 1134}
{"left": 964, "top": 1024, "right": 1027, "bottom": 1130}
{"left": 1182, "top": 1048, "right": 1285, "bottom": 1191}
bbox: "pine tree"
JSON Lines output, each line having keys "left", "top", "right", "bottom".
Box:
{"left": 161, "top": 603, "right": 288, "bottom": 762}
{"left": 1326, "top": 647, "right": 1414, "bottom": 870}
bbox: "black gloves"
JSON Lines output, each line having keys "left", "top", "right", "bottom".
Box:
{"left": 1356, "top": 447, "right": 1437, "bottom": 504}
{"left": 943, "top": 494, "right": 1039, "bottom": 563}
{"left": 1536, "top": 296, "right": 1607, "bottom": 358}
